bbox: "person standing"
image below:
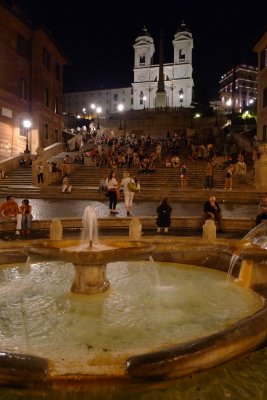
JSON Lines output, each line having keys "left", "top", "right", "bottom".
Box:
{"left": 36, "top": 161, "right": 44, "bottom": 184}
{"left": 156, "top": 197, "right": 172, "bottom": 233}
{"left": 19, "top": 199, "right": 32, "bottom": 234}
{"left": 224, "top": 164, "right": 233, "bottom": 190}
{"left": 106, "top": 171, "right": 119, "bottom": 214}
{"left": 203, "top": 160, "right": 213, "bottom": 190}
{"left": 120, "top": 171, "right": 137, "bottom": 217}
{"left": 0, "top": 195, "right": 22, "bottom": 235}
{"left": 180, "top": 162, "right": 188, "bottom": 189}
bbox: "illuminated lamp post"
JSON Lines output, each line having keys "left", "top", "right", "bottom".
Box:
{"left": 117, "top": 103, "right": 124, "bottom": 130}
{"left": 91, "top": 104, "right": 102, "bottom": 130}
{"left": 23, "top": 119, "right": 32, "bottom": 154}
{"left": 179, "top": 88, "right": 184, "bottom": 107}
{"left": 96, "top": 107, "right": 102, "bottom": 130}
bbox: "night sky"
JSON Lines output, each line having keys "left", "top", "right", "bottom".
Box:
{"left": 15, "top": 0, "right": 267, "bottom": 103}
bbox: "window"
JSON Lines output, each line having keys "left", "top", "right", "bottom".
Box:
{"left": 139, "top": 91, "right": 144, "bottom": 105}
{"left": 54, "top": 96, "right": 59, "bottom": 114}
{"left": 54, "top": 129, "right": 59, "bottom": 142}
{"left": 179, "top": 49, "right": 185, "bottom": 62}
{"left": 140, "top": 54, "right": 145, "bottom": 65}
{"left": 20, "top": 127, "right": 27, "bottom": 138}
{"left": 19, "top": 78, "right": 27, "bottom": 100}
{"left": 263, "top": 87, "right": 267, "bottom": 108}
{"left": 55, "top": 62, "right": 60, "bottom": 80}
{"left": 260, "top": 48, "right": 267, "bottom": 70}
{"left": 43, "top": 47, "right": 50, "bottom": 70}
{"left": 17, "top": 34, "right": 31, "bottom": 61}
{"left": 43, "top": 123, "right": 49, "bottom": 140}
{"left": 114, "top": 94, "right": 118, "bottom": 101}
{"left": 44, "top": 88, "right": 49, "bottom": 107}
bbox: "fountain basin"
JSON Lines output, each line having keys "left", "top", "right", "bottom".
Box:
{"left": 28, "top": 239, "right": 154, "bottom": 294}
{"left": 0, "top": 238, "right": 267, "bottom": 386}
{"left": 28, "top": 239, "right": 154, "bottom": 265}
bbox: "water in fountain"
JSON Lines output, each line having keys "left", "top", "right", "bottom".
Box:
{"left": 227, "top": 254, "right": 240, "bottom": 281}
{"left": 0, "top": 258, "right": 262, "bottom": 378}
{"left": 81, "top": 206, "right": 98, "bottom": 247}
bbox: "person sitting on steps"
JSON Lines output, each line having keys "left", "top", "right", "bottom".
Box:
{"left": 61, "top": 175, "right": 72, "bottom": 193}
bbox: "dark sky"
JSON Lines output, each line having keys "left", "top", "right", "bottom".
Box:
{"left": 15, "top": 0, "right": 267, "bottom": 103}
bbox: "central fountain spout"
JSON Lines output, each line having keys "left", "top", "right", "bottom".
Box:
{"left": 28, "top": 206, "right": 153, "bottom": 295}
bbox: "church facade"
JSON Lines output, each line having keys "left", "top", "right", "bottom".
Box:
{"left": 63, "top": 22, "right": 194, "bottom": 116}
{"left": 132, "top": 23, "right": 194, "bottom": 110}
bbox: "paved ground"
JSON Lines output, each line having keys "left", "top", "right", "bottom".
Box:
{"left": 0, "top": 197, "right": 257, "bottom": 242}
{"left": 0, "top": 197, "right": 258, "bottom": 220}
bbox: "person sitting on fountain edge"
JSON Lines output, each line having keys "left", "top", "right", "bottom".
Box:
{"left": 203, "top": 196, "right": 223, "bottom": 232}
{"left": 256, "top": 197, "right": 267, "bottom": 225}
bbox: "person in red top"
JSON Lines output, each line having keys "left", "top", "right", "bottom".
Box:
{"left": 19, "top": 199, "right": 33, "bottom": 234}
{"left": 0, "top": 195, "right": 22, "bottom": 235}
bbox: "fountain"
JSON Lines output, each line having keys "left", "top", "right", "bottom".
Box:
{"left": 29, "top": 206, "right": 153, "bottom": 295}
{"left": 1, "top": 214, "right": 267, "bottom": 390}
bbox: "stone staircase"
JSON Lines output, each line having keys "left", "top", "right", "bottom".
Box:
{"left": 0, "top": 153, "right": 260, "bottom": 203}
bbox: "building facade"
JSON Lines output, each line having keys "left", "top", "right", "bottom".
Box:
{"left": 0, "top": 1, "right": 67, "bottom": 158}
{"left": 132, "top": 23, "right": 194, "bottom": 110}
{"left": 219, "top": 64, "right": 258, "bottom": 114}
{"left": 253, "top": 31, "right": 267, "bottom": 142}
{"left": 63, "top": 22, "right": 194, "bottom": 117}
{"left": 63, "top": 87, "right": 134, "bottom": 119}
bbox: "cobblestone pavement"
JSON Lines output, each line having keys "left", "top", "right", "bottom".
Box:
{"left": 0, "top": 197, "right": 258, "bottom": 220}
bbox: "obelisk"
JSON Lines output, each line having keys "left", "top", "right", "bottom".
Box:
{"left": 155, "top": 29, "right": 167, "bottom": 108}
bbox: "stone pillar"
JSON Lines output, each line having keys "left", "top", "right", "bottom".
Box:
{"left": 129, "top": 218, "right": 142, "bottom": 240}
{"left": 202, "top": 219, "right": 216, "bottom": 241}
{"left": 71, "top": 264, "right": 110, "bottom": 294}
{"left": 254, "top": 143, "right": 267, "bottom": 190}
{"left": 49, "top": 218, "right": 63, "bottom": 240}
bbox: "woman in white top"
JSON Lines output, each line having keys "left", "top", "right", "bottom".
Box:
{"left": 120, "top": 171, "right": 136, "bottom": 217}
{"left": 106, "top": 171, "right": 119, "bottom": 214}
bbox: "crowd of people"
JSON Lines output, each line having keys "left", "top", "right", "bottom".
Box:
{"left": 0, "top": 127, "right": 262, "bottom": 237}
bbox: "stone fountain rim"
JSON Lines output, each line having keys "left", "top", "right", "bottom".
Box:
{"left": 0, "top": 237, "right": 267, "bottom": 385}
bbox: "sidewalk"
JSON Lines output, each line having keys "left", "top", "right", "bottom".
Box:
{"left": 0, "top": 197, "right": 257, "bottom": 220}
{"left": 0, "top": 197, "right": 256, "bottom": 242}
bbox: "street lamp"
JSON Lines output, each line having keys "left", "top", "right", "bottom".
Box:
{"left": 117, "top": 103, "right": 124, "bottom": 130}
{"left": 23, "top": 119, "right": 31, "bottom": 154}
{"left": 179, "top": 88, "right": 184, "bottom": 107}
{"left": 91, "top": 104, "right": 102, "bottom": 130}
{"left": 96, "top": 107, "right": 102, "bottom": 130}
